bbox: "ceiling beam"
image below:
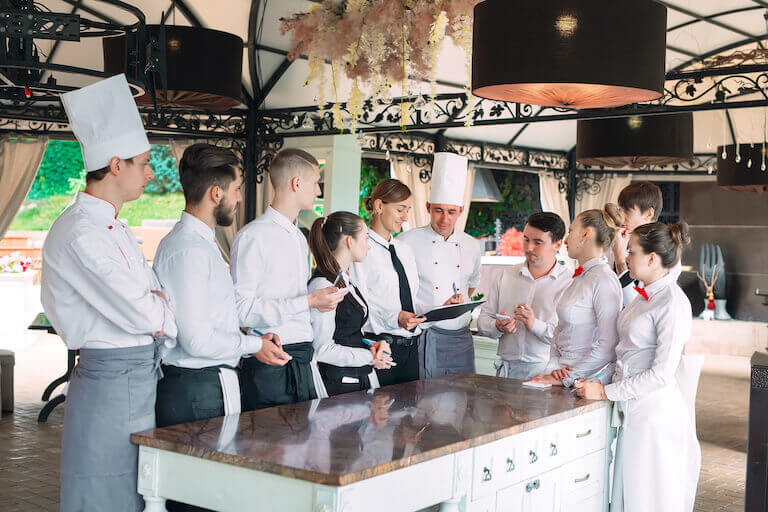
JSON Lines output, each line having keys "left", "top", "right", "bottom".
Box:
{"left": 247, "top": 0, "right": 263, "bottom": 108}
{"left": 668, "top": 6, "right": 763, "bottom": 32}
{"left": 670, "top": 35, "right": 768, "bottom": 72}
{"left": 257, "top": 57, "right": 292, "bottom": 108}
{"left": 59, "top": 0, "right": 119, "bottom": 26}
{"left": 160, "top": 0, "right": 176, "bottom": 24}
{"left": 507, "top": 107, "right": 547, "bottom": 146}
{"left": 42, "top": 1, "right": 82, "bottom": 81}
{"left": 656, "top": 0, "right": 764, "bottom": 48}
{"left": 667, "top": 44, "right": 700, "bottom": 58}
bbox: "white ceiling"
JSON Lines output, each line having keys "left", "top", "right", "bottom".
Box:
{"left": 30, "top": 0, "right": 768, "bottom": 153}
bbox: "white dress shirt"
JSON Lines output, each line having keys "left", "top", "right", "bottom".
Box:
{"left": 308, "top": 272, "right": 374, "bottom": 368}
{"left": 397, "top": 225, "right": 483, "bottom": 330}
{"left": 41, "top": 192, "right": 175, "bottom": 350}
{"left": 549, "top": 257, "right": 622, "bottom": 386}
{"left": 349, "top": 229, "right": 424, "bottom": 338}
{"left": 153, "top": 212, "right": 263, "bottom": 369}
{"left": 610, "top": 248, "right": 683, "bottom": 307}
{"left": 604, "top": 271, "right": 693, "bottom": 402}
{"left": 230, "top": 206, "right": 313, "bottom": 344}
{"left": 477, "top": 261, "right": 571, "bottom": 363}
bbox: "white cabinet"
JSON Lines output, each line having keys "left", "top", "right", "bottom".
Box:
{"left": 470, "top": 406, "right": 612, "bottom": 512}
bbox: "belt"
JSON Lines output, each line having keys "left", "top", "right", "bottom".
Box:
{"left": 364, "top": 332, "right": 416, "bottom": 347}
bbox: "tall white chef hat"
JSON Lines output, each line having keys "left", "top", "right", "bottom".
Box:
{"left": 429, "top": 152, "right": 468, "bottom": 206}
{"left": 61, "top": 74, "right": 150, "bottom": 172}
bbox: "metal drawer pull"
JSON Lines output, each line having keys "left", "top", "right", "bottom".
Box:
{"left": 576, "top": 428, "right": 592, "bottom": 438}
{"left": 482, "top": 467, "right": 492, "bottom": 482}
{"left": 525, "top": 479, "right": 541, "bottom": 493}
{"left": 529, "top": 450, "right": 538, "bottom": 464}
{"left": 550, "top": 442, "right": 558, "bottom": 456}
{"left": 575, "top": 473, "right": 591, "bottom": 484}
{"left": 506, "top": 458, "right": 515, "bottom": 472}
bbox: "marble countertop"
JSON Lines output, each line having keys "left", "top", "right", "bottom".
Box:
{"left": 131, "top": 373, "right": 609, "bottom": 486}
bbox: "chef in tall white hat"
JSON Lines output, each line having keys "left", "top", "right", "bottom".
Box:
{"left": 41, "top": 74, "right": 176, "bottom": 512}
{"left": 398, "top": 152, "right": 483, "bottom": 378}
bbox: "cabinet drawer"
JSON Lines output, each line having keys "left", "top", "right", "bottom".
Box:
{"left": 561, "top": 449, "right": 607, "bottom": 506}
{"left": 559, "top": 407, "right": 609, "bottom": 461}
{"left": 472, "top": 438, "right": 504, "bottom": 500}
{"left": 496, "top": 468, "right": 561, "bottom": 512}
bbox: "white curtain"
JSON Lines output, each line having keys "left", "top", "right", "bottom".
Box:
{"left": 539, "top": 172, "right": 572, "bottom": 266}
{"left": 455, "top": 163, "right": 477, "bottom": 233}
{"left": 0, "top": 136, "right": 49, "bottom": 240}
{"left": 575, "top": 174, "right": 633, "bottom": 213}
{"left": 389, "top": 154, "right": 429, "bottom": 231}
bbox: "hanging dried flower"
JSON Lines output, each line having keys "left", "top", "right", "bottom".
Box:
{"left": 280, "top": 0, "right": 482, "bottom": 133}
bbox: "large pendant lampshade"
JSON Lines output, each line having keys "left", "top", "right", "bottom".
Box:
{"left": 472, "top": 0, "right": 667, "bottom": 109}
{"left": 103, "top": 25, "right": 243, "bottom": 111}
{"left": 576, "top": 113, "right": 694, "bottom": 168}
{"left": 717, "top": 145, "right": 768, "bottom": 192}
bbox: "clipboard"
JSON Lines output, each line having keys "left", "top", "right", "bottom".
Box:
{"left": 422, "top": 300, "right": 486, "bottom": 322}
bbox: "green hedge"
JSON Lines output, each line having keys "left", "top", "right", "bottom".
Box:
{"left": 26, "top": 140, "right": 181, "bottom": 200}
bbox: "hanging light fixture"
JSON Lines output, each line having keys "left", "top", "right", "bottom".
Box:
{"left": 471, "top": 168, "right": 503, "bottom": 203}
{"left": 576, "top": 113, "right": 694, "bottom": 168}
{"left": 103, "top": 25, "right": 243, "bottom": 111}
{"left": 717, "top": 144, "right": 768, "bottom": 192}
{"left": 472, "top": 0, "right": 667, "bottom": 109}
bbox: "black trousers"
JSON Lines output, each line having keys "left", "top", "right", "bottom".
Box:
{"left": 374, "top": 337, "right": 420, "bottom": 387}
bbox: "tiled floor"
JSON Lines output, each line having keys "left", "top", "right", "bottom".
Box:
{"left": 0, "top": 332, "right": 752, "bottom": 511}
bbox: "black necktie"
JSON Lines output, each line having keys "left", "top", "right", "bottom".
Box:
{"left": 389, "top": 244, "right": 414, "bottom": 313}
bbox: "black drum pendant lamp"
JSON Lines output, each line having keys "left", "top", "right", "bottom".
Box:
{"left": 104, "top": 25, "right": 243, "bottom": 111}
{"left": 717, "top": 145, "right": 768, "bottom": 192}
{"left": 576, "top": 113, "right": 694, "bottom": 168}
{"left": 472, "top": 0, "right": 667, "bottom": 109}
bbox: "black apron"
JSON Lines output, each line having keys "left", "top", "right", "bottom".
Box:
{"left": 317, "top": 280, "right": 373, "bottom": 396}
{"left": 368, "top": 332, "right": 420, "bottom": 387}
{"left": 240, "top": 342, "right": 317, "bottom": 411}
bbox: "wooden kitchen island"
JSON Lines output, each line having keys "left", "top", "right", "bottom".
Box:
{"left": 131, "top": 373, "right": 613, "bottom": 512}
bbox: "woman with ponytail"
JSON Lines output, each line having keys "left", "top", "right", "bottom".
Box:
{"left": 575, "top": 222, "right": 699, "bottom": 512}
{"left": 308, "top": 212, "right": 393, "bottom": 397}
{"left": 349, "top": 179, "right": 431, "bottom": 386}
{"left": 530, "top": 204, "right": 623, "bottom": 387}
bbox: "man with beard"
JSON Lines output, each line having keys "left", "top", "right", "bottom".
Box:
{"left": 477, "top": 213, "right": 571, "bottom": 379}
{"left": 153, "top": 144, "right": 289, "bottom": 511}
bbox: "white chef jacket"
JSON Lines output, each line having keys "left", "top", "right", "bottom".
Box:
{"left": 308, "top": 272, "right": 375, "bottom": 368}
{"left": 477, "top": 261, "right": 571, "bottom": 363}
{"left": 397, "top": 225, "right": 483, "bottom": 330}
{"left": 349, "top": 229, "right": 425, "bottom": 338}
{"left": 604, "top": 271, "right": 692, "bottom": 402}
{"left": 153, "top": 212, "right": 263, "bottom": 369}
{"left": 230, "top": 206, "right": 313, "bottom": 344}
{"left": 549, "top": 257, "right": 622, "bottom": 386}
{"left": 41, "top": 192, "right": 176, "bottom": 350}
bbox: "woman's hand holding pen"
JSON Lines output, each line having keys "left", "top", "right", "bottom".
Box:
{"left": 252, "top": 332, "right": 292, "bottom": 366}
{"left": 573, "top": 378, "right": 606, "bottom": 400}
{"left": 308, "top": 286, "right": 349, "bottom": 312}
{"left": 372, "top": 341, "right": 393, "bottom": 370}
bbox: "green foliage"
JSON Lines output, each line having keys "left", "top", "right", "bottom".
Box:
{"left": 465, "top": 172, "right": 534, "bottom": 238}
{"left": 25, "top": 140, "right": 180, "bottom": 200}
{"left": 10, "top": 193, "right": 185, "bottom": 231}
{"left": 358, "top": 159, "right": 390, "bottom": 223}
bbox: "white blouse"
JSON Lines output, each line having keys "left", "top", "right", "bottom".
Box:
{"left": 604, "top": 271, "right": 693, "bottom": 402}
{"left": 308, "top": 273, "right": 375, "bottom": 368}
{"left": 550, "top": 257, "right": 622, "bottom": 386}
{"left": 349, "top": 229, "right": 424, "bottom": 338}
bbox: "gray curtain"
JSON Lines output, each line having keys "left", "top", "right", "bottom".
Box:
{"left": 0, "top": 136, "right": 50, "bottom": 240}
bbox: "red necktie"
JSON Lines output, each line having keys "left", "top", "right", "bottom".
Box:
{"left": 572, "top": 266, "right": 583, "bottom": 278}
{"left": 634, "top": 285, "right": 649, "bottom": 301}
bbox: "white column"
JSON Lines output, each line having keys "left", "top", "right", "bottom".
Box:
{"left": 281, "top": 135, "right": 362, "bottom": 215}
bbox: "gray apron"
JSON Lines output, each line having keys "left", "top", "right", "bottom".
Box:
{"left": 419, "top": 325, "right": 475, "bottom": 379}
{"left": 60, "top": 343, "right": 161, "bottom": 512}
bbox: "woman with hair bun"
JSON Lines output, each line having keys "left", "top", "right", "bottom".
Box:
{"left": 530, "top": 204, "right": 623, "bottom": 387}
{"left": 575, "top": 221, "right": 699, "bottom": 512}
{"left": 308, "top": 211, "right": 393, "bottom": 397}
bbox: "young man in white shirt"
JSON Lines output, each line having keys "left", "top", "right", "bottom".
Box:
{"left": 477, "top": 212, "right": 571, "bottom": 380}
{"left": 231, "top": 148, "right": 348, "bottom": 409}
{"left": 610, "top": 182, "right": 681, "bottom": 306}
{"left": 42, "top": 75, "right": 176, "bottom": 511}
{"left": 398, "top": 153, "right": 483, "bottom": 378}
